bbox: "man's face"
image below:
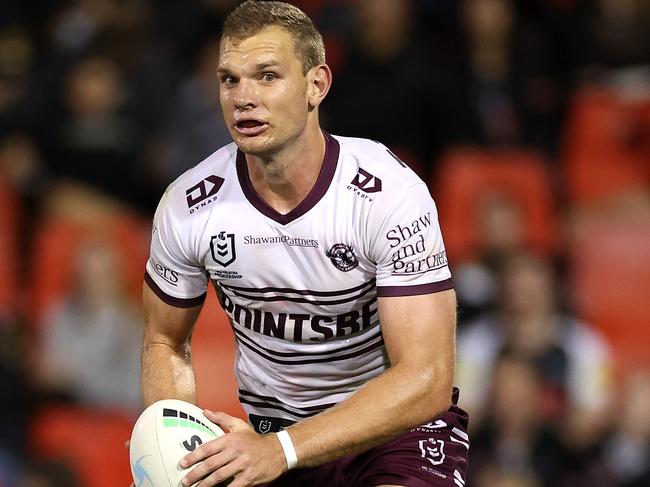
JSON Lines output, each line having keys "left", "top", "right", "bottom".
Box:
{"left": 218, "top": 26, "right": 312, "bottom": 157}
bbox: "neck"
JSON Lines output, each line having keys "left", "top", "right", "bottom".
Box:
{"left": 245, "top": 126, "right": 326, "bottom": 214}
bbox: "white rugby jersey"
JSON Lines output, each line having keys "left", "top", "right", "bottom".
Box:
{"left": 145, "top": 133, "right": 453, "bottom": 427}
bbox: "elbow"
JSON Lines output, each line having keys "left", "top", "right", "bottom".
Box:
{"left": 408, "top": 364, "right": 454, "bottom": 420}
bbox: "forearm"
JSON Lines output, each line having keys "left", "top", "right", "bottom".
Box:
{"left": 141, "top": 284, "right": 202, "bottom": 407}
{"left": 288, "top": 360, "right": 453, "bottom": 467}
{"left": 141, "top": 340, "right": 197, "bottom": 406}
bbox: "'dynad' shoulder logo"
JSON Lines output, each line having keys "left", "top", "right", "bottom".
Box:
{"left": 351, "top": 168, "right": 382, "bottom": 193}
{"left": 210, "top": 231, "right": 236, "bottom": 267}
{"left": 186, "top": 175, "right": 225, "bottom": 211}
{"left": 326, "top": 244, "right": 358, "bottom": 272}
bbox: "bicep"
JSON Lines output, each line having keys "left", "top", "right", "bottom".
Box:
{"left": 142, "top": 282, "right": 203, "bottom": 351}
{"left": 378, "top": 289, "right": 457, "bottom": 370}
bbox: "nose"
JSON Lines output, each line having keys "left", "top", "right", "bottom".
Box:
{"left": 232, "top": 78, "right": 257, "bottom": 110}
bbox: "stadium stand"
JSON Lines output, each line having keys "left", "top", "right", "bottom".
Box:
{"left": 28, "top": 404, "right": 133, "bottom": 487}
{"left": 432, "top": 147, "right": 558, "bottom": 263}
{"left": 568, "top": 210, "right": 650, "bottom": 378}
{"left": 562, "top": 86, "right": 650, "bottom": 205}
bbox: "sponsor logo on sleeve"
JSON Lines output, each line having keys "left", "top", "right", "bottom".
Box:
{"left": 186, "top": 175, "right": 225, "bottom": 213}
{"left": 151, "top": 260, "right": 179, "bottom": 286}
{"left": 347, "top": 168, "right": 382, "bottom": 201}
{"left": 210, "top": 231, "right": 236, "bottom": 267}
{"left": 325, "top": 243, "right": 359, "bottom": 272}
{"left": 385, "top": 212, "right": 448, "bottom": 274}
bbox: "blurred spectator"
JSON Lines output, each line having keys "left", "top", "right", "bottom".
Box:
{"left": 0, "top": 26, "right": 37, "bottom": 133}
{"left": 0, "top": 133, "right": 49, "bottom": 257}
{"left": 603, "top": 370, "right": 650, "bottom": 486}
{"left": 455, "top": 0, "right": 568, "bottom": 155}
{"left": 323, "top": 0, "right": 450, "bottom": 176}
{"left": 47, "top": 55, "right": 150, "bottom": 209}
{"left": 454, "top": 191, "right": 526, "bottom": 321}
{"left": 0, "top": 133, "right": 47, "bottom": 199}
{"left": 468, "top": 351, "right": 566, "bottom": 486}
{"left": 456, "top": 251, "right": 613, "bottom": 439}
{"left": 571, "top": 0, "right": 650, "bottom": 72}
{"left": 33, "top": 239, "right": 142, "bottom": 413}
{"left": 158, "top": 37, "right": 231, "bottom": 183}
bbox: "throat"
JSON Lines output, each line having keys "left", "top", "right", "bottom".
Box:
{"left": 247, "top": 157, "right": 321, "bottom": 215}
{"left": 255, "top": 182, "right": 309, "bottom": 215}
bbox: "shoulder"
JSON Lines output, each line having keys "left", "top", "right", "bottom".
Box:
{"left": 157, "top": 142, "right": 238, "bottom": 219}
{"left": 332, "top": 135, "right": 425, "bottom": 193}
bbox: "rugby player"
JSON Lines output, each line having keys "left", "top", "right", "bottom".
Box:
{"left": 141, "top": 2, "right": 469, "bottom": 486}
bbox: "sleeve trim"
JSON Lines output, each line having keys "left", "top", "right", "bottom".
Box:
{"left": 144, "top": 272, "right": 207, "bottom": 308}
{"left": 376, "top": 278, "right": 454, "bottom": 297}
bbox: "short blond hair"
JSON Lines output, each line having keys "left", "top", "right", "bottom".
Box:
{"left": 222, "top": 0, "right": 326, "bottom": 74}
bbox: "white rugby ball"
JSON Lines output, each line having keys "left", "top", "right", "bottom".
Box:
{"left": 129, "top": 399, "right": 226, "bottom": 487}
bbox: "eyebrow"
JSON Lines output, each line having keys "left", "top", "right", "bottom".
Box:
{"left": 217, "top": 61, "right": 281, "bottom": 75}
{"left": 254, "top": 61, "right": 281, "bottom": 70}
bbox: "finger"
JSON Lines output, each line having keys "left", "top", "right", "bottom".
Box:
{"left": 181, "top": 437, "right": 226, "bottom": 468}
{"left": 125, "top": 439, "right": 131, "bottom": 449}
{"left": 204, "top": 410, "right": 249, "bottom": 433}
{"left": 182, "top": 449, "right": 239, "bottom": 487}
{"left": 195, "top": 457, "right": 243, "bottom": 487}
{"left": 223, "top": 471, "right": 253, "bottom": 487}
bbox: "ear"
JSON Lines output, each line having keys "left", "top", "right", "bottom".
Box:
{"left": 307, "top": 64, "right": 332, "bottom": 110}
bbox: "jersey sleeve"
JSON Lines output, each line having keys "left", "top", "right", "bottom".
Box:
{"left": 370, "top": 183, "right": 453, "bottom": 297}
{"left": 144, "top": 191, "right": 208, "bottom": 307}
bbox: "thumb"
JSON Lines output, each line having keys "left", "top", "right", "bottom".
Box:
{"left": 203, "top": 409, "right": 249, "bottom": 433}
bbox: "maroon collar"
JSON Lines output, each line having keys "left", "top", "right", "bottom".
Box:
{"left": 236, "top": 132, "right": 340, "bottom": 225}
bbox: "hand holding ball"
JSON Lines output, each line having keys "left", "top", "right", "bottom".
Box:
{"left": 129, "top": 399, "right": 226, "bottom": 487}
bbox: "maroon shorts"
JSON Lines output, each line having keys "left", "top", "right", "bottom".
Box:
{"left": 261, "top": 389, "right": 469, "bottom": 487}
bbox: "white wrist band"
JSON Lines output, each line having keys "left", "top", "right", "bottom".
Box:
{"left": 276, "top": 429, "right": 298, "bottom": 470}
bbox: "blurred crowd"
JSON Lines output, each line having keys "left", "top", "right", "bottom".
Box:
{"left": 0, "top": 0, "right": 649, "bottom": 486}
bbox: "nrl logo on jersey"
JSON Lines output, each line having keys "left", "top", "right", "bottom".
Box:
{"left": 186, "top": 175, "right": 225, "bottom": 214}
{"left": 210, "top": 231, "right": 236, "bottom": 267}
{"left": 326, "top": 243, "right": 359, "bottom": 272}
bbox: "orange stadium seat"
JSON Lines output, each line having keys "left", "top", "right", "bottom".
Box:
{"left": 562, "top": 86, "right": 650, "bottom": 205}
{"left": 192, "top": 289, "right": 246, "bottom": 419}
{"left": 28, "top": 404, "right": 134, "bottom": 487}
{"left": 568, "top": 214, "right": 650, "bottom": 377}
{"left": 0, "top": 177, "right": 19, "bottom": 317}
{"left": 27, "top": 212, "right": 150, "bottom": 328}
{"left": 432, "top": 147, "right": 558, "bottom": 263}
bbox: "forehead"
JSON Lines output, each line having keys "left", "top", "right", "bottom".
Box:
{"left": 219, "top": 26, "right": 299, "bottom": 69}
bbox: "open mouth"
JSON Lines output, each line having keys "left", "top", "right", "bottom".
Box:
{"left": 235, "top": 119, "right": 268, "bottom": 136}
